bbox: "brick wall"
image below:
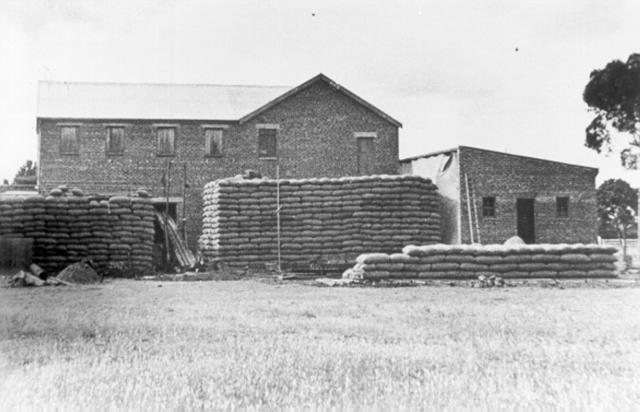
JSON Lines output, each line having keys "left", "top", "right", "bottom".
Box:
{"left": 458, "top": 147, "right": 598, "bottom": 244}
{"left": 38, "top": 80, "right": 399, "bottom": 250}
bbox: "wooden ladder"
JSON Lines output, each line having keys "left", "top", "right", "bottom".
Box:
{"left": 464, "top": 173, "right": 482, "bottom": 244}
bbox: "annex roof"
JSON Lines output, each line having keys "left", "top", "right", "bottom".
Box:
{"left": 37, "top": 81, "right": 292, "bottom": 121}
{"left": 400, "top": 145, "right": 598, "bottom": 171}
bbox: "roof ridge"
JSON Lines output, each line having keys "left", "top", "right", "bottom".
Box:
{"left": 38, "top": 80, "right": 292, "bottom": 89}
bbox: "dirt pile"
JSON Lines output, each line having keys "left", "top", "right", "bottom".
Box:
{"left": 56, "top": 260, "right": 102, "bottom": 284}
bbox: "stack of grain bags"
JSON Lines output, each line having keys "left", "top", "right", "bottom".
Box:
{"left": 106, "top": 195, "right": 155, "bottom": 272}
{"left": 199, "top": 175, "right": 441, "bottom": 267}
{"left": 0, "top": 187, "right": 155, "bottom": 273}
{"left": 343, "top": 243, "right": 619, "bottom": 280}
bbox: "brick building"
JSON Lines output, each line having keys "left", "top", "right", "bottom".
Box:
{"left": 37, "top": 74, "right": 402, "bottom": 249}
{"left": 400, "top": 146, "right": 598, "bottom": 244}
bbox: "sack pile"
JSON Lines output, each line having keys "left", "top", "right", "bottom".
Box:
{"left": 0, "top": 191, "right": 155, "bottom": 273}
{"left": 343, "top": 243, "right": 619, "bottom": 280}
{"left": 199, "top": 175, "right": 441, "bottom": 268}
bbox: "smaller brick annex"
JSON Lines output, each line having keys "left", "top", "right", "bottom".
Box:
{"left": 400, "top": 146, "right": 598, "bottom": 245}
{"left": 36, "top": 74, "right": 402, "bottom": 250}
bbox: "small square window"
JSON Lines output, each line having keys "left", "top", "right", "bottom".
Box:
{"left": 106, "top": 127, "right": 125, "bottom": 155}
{"left": 556, "top": 197, "right": 569, "bottom": 217}
{"left": 157, "top": 127, "right": 176, "bottom": 156}
{"left": 258, "top": 128, "right": 277, "bottom": 158}
{"left": 60, "top": 126, "right": 78, "bottom": 155}
{"left": 482, "top": 197, "right": 496, "bottom": 217}
{"left": 204, "top": 128, "right": 223, "bottom": 157}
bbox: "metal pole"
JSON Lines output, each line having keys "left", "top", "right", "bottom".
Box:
{"left": 182, "top": 163, "right": 187, "bottom": 242}
{"left": 164, "top": 160, "right": 171, "bottom": 266}
{"left": 276, "top": 165, "right": 282, "bottom": 273}
{"left": 631, "top": 187, "right": 640, "bottom": 266}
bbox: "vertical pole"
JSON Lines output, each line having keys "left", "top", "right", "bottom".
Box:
{"left": 164, "top": 160, "right": 171, "bottom": 266}
{"left": 182, "top": 163, "right": 187, "bottom": 242}
{"left": 631, "top": 187, "right": 640, "bottom": 266}
{"left": 464, "top": 173, "right": 474, "bottom": 244}
{"left": 276, "top": 165, "right": 282, "bottom": 273}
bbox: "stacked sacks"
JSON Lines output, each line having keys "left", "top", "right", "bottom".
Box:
{"left": 0, "top": 190, "right": 155, "bottom": 273}
{"left": 42, "top": 195, "right": 69, "bottom": 270}
{"left": 199, "top": 175, "right": 441, "bottom": 267}
{"left": 88, "top": 197, "right": 112, "bottom": 271}
{"left": 130, "top": 197, "right": 155, "bottom": 270}
{"left": 343, "top": 243, "right": 619, "bottom": 280}
{"left": 107, "top": 196, "right": 154, "bottom": 271}
{"left": 67, "top": 194, "right": 91, "bottom": 262}
{"left": 0, "top": 199, "right": 23, "bottom": 236}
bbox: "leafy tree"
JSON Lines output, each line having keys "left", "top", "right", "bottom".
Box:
{"left": 597, "top": 179, "right": 637, "bottom": 264}
{"left": 583, "top": 53, "right": 640, "bottom": 166}
{"left": 13, "top": 160, "right": 37, "bottom": 185}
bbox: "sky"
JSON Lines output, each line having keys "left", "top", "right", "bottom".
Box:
{"left": 1, "top": 0, "right": 639, "bottom": 185}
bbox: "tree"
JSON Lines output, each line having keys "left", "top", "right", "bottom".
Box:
{"left": 597, "top": 179, "right": 637, "bottom": 265}
{"left": 583, "top": 53, "right": 640, "bottom": 165}
{"left": 13, "top": 160, "right": 37, "bottom": 185}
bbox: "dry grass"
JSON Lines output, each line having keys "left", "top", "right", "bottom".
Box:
{"left": 1, "top": 279, "right": 640, "bottom": 411}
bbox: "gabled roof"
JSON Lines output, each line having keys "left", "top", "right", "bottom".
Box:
{"left": 36, "top": 74, "right": 402, "bottom": 127}
{"left": 400, "top": 145, "right": 598, "bottom": 171}
{"left": 37, "top": 81, "right": 291, "bottom": 120}
{"left": 239, "top": 73, "right": 402, "bottom": 127}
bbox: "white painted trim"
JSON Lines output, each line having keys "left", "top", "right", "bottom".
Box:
{"left": 354, "top": 132, "right": 377, "bottom": 138}
{"left": 256, "top": 124, "right": 280, "bottom": 130}
{"left": 152, "top": 123, "right": 179, "bottom": 128}
{"left": 56, "top": 122, "right": 81, "bottom": 127}
{"left": 201, "top": 124, "right": 229, "bottom": 129}
{"left": 103, "top": 123, "right": 128, "bottom": 128}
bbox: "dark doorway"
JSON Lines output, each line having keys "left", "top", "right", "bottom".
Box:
{"left": 516, "top": 198, "right": 535, "bottom": 243}
{"left": 356, "top": 137, "right": 376, "bottom": 175}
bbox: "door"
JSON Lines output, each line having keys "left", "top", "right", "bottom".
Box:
{"left": 516, "top": 198, "right": 535, "bottom": 244}
{"left": 357, "top": 137, "right": 376, "bottom": 175}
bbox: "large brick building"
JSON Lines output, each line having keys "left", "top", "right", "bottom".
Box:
{"left": 37, "top": 74, "right": 402, "bottom": 249}
{"left": 400, "top": 146, "right": 598, "bottom": 244}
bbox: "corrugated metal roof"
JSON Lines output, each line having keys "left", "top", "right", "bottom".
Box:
{"left": 37, "top": 81, "right": 292, "bottom": 120}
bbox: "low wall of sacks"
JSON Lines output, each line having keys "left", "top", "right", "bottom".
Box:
{"left": 0, "top": 194, "right": 155, "bottom": 273}
{"left": 199, "top": 175, "right": 441, "bottom": 268}
{"left": 343, "top": 243, "right": 619, "bottom": 280}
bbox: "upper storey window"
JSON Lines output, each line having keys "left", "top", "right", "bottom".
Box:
{"left": 156, "top": 127, "right": 176, "bottom": 156}
{"left": 258, "top": 128, "right": 277, "bottom": 158}
{"left": 106, "top": 126, "right": 125, "bottom": 155}
{"left": 204, "top": 128, "right": 223, "bottom": 157}
{"left": 59, "top": 126, "right": 78, "bottom": 155}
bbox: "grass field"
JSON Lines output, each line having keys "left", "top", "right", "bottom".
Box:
{"left": 1, "top": 279, "right": 640, "bottom": 411}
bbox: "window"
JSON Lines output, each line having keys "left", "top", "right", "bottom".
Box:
{"left": 156, "top": 127, "right": 176, "bottom": 156}
{"left": 258, "top": 128, "right": 277, "bottom": 158}
{"left": 60, "top": 126, "right": 78, "bottom": 155}
{"left": 204, "top": 128, "right": 223, "bottom": 157}
{"left": 106, "top": 127, "right": 125, "bottom": 155}
{"left": 556, "top": 197, "right": 569, "bottom": 217}
{"left": 482, "top": 197, "right": 496, "bottom": 217}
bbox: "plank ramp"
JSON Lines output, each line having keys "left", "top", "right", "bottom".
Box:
{"left": 154, "top": 211, "right": 196, "bottom": 268}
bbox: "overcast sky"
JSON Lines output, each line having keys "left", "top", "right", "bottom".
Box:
{"left": 1, "top": 0, "right": 639, "bottom": 185}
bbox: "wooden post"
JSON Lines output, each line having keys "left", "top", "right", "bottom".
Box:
{"left": 164, "top": 160, "right": 172, "bottom": 266}
{"left": 182, "top": 163, "right": 187, "bottom": 242}
{"left": 276, "top": 164, "right": 282, "bottom": 273}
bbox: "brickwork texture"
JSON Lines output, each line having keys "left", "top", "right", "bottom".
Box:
{"left": 458, "top": 147, "right": 598, "bottom": 244}
{"left": 38, "top": 80, "right": 400, "bottom": 250}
